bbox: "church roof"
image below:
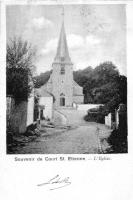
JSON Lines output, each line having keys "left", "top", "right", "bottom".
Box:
{"left": 73, "top": 81, "right": 83, "bottom": 96}
{"left": 54, "top": 21, "right": 71, "bottom": 64}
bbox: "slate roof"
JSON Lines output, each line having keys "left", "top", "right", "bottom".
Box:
{"left": 35, "top": 88, "right": 52, "bottom": 97}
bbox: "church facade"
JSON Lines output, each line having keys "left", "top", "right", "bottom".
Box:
{"left": 42, "top": 18, "right": 84, "bottom": 108}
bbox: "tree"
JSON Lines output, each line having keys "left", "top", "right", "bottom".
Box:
{"left": 7, "top": 37, "right": 36, "bottom": 104}
{"left": 83, "top": 62, "right": 120, "bottom": 104}
{"left": 73, "top": 66, "right": 93, "bottom": 87}
{"left": 34, "top": 70, "right": 52, "bottom": 88}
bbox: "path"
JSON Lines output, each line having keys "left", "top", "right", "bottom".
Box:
{"left": 12, "top": 108, "right": 112, "bottom": 154}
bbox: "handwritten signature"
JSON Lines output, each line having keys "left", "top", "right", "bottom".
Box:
{"left": 37, "top": 175, "right": 71, "bottom": 190}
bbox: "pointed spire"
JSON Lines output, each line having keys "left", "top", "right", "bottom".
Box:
{"left": 54, "top": 7, "right": 71, "bottom": 64}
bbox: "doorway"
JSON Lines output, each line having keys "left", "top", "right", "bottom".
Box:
{"left": 60, "top": 97, "right": 65, "bottom": 106}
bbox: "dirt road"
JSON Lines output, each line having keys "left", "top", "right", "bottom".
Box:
{"left": 12, "top": 108, "right": 111, "bottom": 154}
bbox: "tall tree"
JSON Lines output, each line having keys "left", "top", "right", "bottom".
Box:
{"left": 7, "top": 37, "right": 36, "bottom": 104}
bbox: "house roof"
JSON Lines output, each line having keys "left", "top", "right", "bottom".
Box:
{"left": 35, "top": 88, "right": 52, "bottom": 97}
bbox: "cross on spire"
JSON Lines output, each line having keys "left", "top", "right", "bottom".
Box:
{"left": 61, "top": 6, "right": 64, "bottom": 17}
{"left": 61, "top": 6, "right": 64, "bottom": 23}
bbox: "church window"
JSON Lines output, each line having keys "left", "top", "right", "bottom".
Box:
{"left": 60, "top": 64, "right": 65, "bottom": 74}
{"left": 60, "top": 93, "right": 65, "bottom": 96}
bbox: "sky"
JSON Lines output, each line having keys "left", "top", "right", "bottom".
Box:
{"left": 6, "top": 4, "right": 126, "bottom": 75}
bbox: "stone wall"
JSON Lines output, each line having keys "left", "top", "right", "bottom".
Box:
{"left": 26, "top": 96, "right": 34, "bottom": 127}
{"left": 77, "top": 104, "right": 103, "bottom": 111}
{"left": 73, "top": 95, "right": 84, "bottom": 104}
{"left": 10, "top": 101, "right": 28, "bottom": 134}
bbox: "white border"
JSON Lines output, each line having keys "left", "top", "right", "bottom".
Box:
{"left": 0, "top": 1, "right": 133, "bottom": 199}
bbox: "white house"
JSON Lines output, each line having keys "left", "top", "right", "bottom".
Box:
{"left": 35, "top": 87, "right": 53, "bottom": 120}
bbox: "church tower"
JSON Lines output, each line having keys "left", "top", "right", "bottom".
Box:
{"left": 51, "top": 10, "right": 74, "bottom": 108}
{"left": 41, "top": 8, "right": 84, "bottom": 108}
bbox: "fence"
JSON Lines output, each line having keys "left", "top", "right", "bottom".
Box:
{"left": 6, "top": 96, "right": 15, "bottom": 128}
{"left": 105, "top": 104, "right": 127, "bottom": 130}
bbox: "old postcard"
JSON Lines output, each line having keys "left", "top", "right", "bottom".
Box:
{"left": 0, "top": 0, "right": 133, "bottom": 199}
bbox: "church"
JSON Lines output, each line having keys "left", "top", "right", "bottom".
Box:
{"left": 40, "top": 13, "right": 84, "bottom": 108}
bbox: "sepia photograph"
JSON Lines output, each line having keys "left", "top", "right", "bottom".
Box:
{"left": 6, "top": 4, "right": 127, "bottom": 154}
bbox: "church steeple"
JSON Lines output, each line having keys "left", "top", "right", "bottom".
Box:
{"left": 54, "top": 8, "right": 71, "bottom": 64}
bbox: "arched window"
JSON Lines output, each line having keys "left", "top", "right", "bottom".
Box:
{"left": 60, "top": 64, "right": 65, "bottom": 74}
{"left": 60, "top": 93, "right": 65, "bottom": 96}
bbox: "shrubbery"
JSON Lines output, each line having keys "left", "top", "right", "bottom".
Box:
{"left": 107, "top": 128, "right": 127, "bottom": 153}
{"left": 84, "top": 106, "right": 106, "bottom": 124}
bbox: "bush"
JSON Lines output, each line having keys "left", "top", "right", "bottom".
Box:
{"left": 84, "top": 110, "right": 105, "bottom": 124}
{"left": 107, "top": 128, "right": 127, "bottom": 153}
{"left": 84, "top": 105, "right": 107, "bottom": 124}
